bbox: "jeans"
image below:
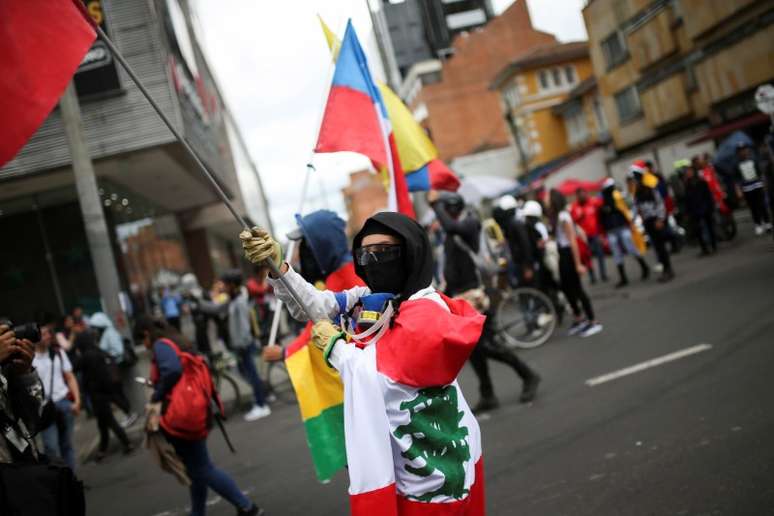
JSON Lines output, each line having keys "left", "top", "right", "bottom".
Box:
{"left": 40, "top": 398, "right": 75, "bottom": 470}
{"left": 644, "top": 219, "right": 673, "bottom": 273}
{"left": 558, "top": 247, "right": 595, "bottom": 321}
{"left": 92, "top": 394, "right": 130, "bottom": 453}
{"left": 167, "top": 435, "right": 252, "bottom": 516}
{"left": 607, "top": 226, "right": 641, "bottom": 265}
{"left": 236, "top": 344, "right": 266, "bottom": 407}
{"left": 586, "top": 235, "right": 607, "bottom": 281}
{"left": 694, "top": 213, "right": 717, "bottom": 252}
{"left": 743, "top": 187, "right": 771, "bottom": 225}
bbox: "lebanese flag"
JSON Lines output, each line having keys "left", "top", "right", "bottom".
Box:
{"left": 327, "top": 291, "right": 487, "bottom": 515}
{"left": 0, "top": 0, "right": 96, "bottom": 167}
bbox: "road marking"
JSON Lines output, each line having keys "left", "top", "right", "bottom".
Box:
{"left": 585, "top": 344, "right": 713, "bottom": 387}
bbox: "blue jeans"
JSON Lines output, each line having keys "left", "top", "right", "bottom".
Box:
{"left": 586, "top": 235, "right": 607, "bottom": 281}
{"left": 167, "top": 436, "right": 252, "bottom": 516}
{"left": 41, "top": 398, "right": 75, "bottom": 471}
{"left": 236, "top": 344, "right": 266, "bottom": 407}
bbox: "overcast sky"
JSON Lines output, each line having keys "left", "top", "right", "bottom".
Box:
{"left": 192, "top": 0, "right": 587, "bottom": 236}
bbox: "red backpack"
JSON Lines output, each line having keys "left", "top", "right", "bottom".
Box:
{"left": 150, "top": 338, "right": 221, "bottom": 441}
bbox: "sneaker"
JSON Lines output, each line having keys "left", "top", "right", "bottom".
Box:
{"left": 472, "top": 397, "right": 499, "bottom": 415}
{"left": 579, "top": 322, "right": 603, "bottom": 338}
{"left": 120, "top": 412, "right": 139, "bottom": 428}
{"left": 755, "top": 225, "right": 765, "bottom": 236}
{"left": 536, "top": 313, "right": 554, "bottom": 327}
{"left": 519, "top": 375, "right": 541, "bottom": 403}
{"left": 237, "top": 504, "right": 265, "bottom": 516}
{"left": 567, "top": 320, "right": 587, "bottom": 337}
{"left": 244, "top": 404, "right": 271, "bottom": 422}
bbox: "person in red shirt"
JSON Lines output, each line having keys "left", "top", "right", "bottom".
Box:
{"left": 570, "top": 187, "right": 607, "bottom": 283}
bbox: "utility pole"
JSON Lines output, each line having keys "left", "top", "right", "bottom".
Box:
{"left": 504, "top": 97, "right": 530, "bottom": 177}
{"left": 59, "top": 81, "right": 125, "bottom": 328}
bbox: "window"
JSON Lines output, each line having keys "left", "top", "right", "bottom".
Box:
{"left": 593, "top": 95, "right": 608, "bottom": 134}
{"left": 601, "top": 31, "right": 628, "bottom": 69}
{"left": 564, "top": 66, "right": 576, "bottom": 85}
{"left": 565, "top": 109, "right": 589, "bottom": 147}
{"left": 614, "top": 86, "right": 641, "bottom": 123}
{"left": 539, "top": 70, "right": 549, "bottom": 90}
{"left": 503, "top": 84, "right": 521, "bottom": 108}
{"left": 552, "top": 68, "right": 562, "bottom": 87}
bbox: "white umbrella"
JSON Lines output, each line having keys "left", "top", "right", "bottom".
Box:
{"left": 458, "top": 175, "right": 519, "bottom": 205}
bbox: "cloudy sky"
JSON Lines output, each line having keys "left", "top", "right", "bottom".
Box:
{"left": 192, "top": 0, "right": 587, "bottom": 236}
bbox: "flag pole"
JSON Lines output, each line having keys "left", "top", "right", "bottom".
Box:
{"left": 92, "top": 25, "right": 315, "bottom": 320}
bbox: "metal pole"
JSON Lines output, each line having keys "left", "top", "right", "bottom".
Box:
{"left": 59, "top": 82, "right": 124, "bottom": 324}
{"left": 33, "top": 197, "right": 66, "bottom": 315}
{"left": 93, "top": 25, "right": 314, "bottom": 320}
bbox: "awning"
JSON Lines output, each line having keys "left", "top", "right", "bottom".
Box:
{"left": 687, "top": 112, "right": 769, "bottom": 145}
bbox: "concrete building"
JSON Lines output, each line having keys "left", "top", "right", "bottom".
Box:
{"left": 0, "top": 0, "right": 269, "bottom": 322}
{"left": 582, "top": 0, "right": 774, "bottom": 181}
{"left": 403, "top": 1, "right": 558, "bottom": 181}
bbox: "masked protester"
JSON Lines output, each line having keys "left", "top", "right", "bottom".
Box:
{"left": 430, "top": 191, "right": 541, "bottom": 413}
{"left": 240, "top": 212, "right": 487, "bottom": 515}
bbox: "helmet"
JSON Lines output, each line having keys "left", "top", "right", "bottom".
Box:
{"left": 495, "top": 195, "right": 518, "bottom": 211}
{"left": 673, "top": 159, "right": 691, "bottom": 171}
{"left": 522, "top": 200, "right": 543, "bottom": 218}
{"left": 602, "top": 177, "right": 616, "bottom": 190}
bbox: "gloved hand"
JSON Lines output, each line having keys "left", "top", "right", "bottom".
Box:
{"left": 145, "top": 402, "right": 162, "bottom": 432}
{"left": 311, "top": 320, "right": 344, "bottom": 353}
{"left": 239, "top": 227, "right": 283, "bottom": 267}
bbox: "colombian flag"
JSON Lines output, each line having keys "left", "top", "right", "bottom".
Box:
{"left": 319, "top": 17, "right": 459, "bottom": 193}
{"left": 314, "top": 20, "right": 415, "bottom": 217}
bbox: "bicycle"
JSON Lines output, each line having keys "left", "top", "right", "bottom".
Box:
{"left": 209, "top": 351, "right": 243, "bottom": 418}
{"left": 491, "top": 283, "right": 558, "bottom": 350}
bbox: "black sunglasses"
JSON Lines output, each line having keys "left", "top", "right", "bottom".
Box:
{"left": 354, "top": 244, "right": 402, "bottom": 266}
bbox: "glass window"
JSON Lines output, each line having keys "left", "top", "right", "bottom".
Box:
{"left": 539, "top": 70, "right": 549, "bottom": 90}
{"left": 602, "top": 31, "right": 628, "bottom": 69}
{"left": 614, "top": 86, "right": 641, "bottom": 123}
{"left": 565, "top": 66, "right": 576, "bottom": 84}
{"left": 552, "top": 68, "right": 562, "bottom": 87}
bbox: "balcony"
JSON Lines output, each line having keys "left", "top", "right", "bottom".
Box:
{"left": 627, "top": 7, "right": 677, "bottom": 70}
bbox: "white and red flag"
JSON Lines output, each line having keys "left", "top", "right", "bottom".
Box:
{"left": 0, "top": 0, "right": 96, "bottom": 166}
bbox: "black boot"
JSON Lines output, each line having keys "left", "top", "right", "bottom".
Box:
{"left": 520, "top": 374, "right": 541, "bottom": 403}
{"left": 237, "top": 504, "right": 265, "bottom": 516}
{"left": 472, "top": 396, "right": 500, "bottom": 414}
{"left": 614, "top": 264, "right": 628, "bottom": 289}
{"left": 637, "top": 257, "right": 650, "bottom": 280}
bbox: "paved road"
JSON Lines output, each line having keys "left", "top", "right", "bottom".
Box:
{"left": 80, "top": 224, "right": 774, "bottom": 515}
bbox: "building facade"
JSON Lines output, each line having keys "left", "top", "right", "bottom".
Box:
{"left": 583, "top": 0, "right": 774, "bottom": 180}
{"left": 0, "top": 0, "right": 267, "bottom": 322}
{"left": 404, "top": 1, "right": 558, "bottom": 180}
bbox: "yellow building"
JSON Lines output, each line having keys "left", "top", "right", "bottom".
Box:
{"left": 490, "top": 42, "right": 594, "bottom": 176}
{"left": 583, "top": 0, "right": 774, "bottom": 180}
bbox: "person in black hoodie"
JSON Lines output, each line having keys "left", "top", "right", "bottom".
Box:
{"left": 677, "top": 160, "right": 717, "bottom": 256}
{"left": 73, "top": 330, "right": 132, "bottom": 462}
{"left": 430, "top": 191, "right": 541, "bottom": 412}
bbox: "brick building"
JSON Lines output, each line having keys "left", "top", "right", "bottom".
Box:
{"left": 405, "top": 1, "right": 558, "bottom": 179}
{"left": 341, "top": 170, "right": 388, "bottom": 237}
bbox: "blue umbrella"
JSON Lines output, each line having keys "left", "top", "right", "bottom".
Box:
{"left": 712, "top": 130, "right": 753, "bottom": 174}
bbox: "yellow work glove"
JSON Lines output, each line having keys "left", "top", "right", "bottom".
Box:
{"left": 239, "top": 227, "right": 283, "bottom": 267}
{"left": 311, "top": 320, "right": 345, "bottom": 367}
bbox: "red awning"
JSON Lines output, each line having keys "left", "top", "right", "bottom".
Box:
{"left": 555, "top": 177, "right": 607, "bottom": 197}
{"left": 688, "top": 112, "right": 770, "bottom": 145}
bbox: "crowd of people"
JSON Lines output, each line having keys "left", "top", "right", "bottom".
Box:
{"left": 1, "top": 139, "right": 772, "bottom": 515}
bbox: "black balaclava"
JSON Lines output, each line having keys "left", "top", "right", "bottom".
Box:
{"left": 353, "top": 212, "right": 434, "bottom": 304}
{"left": 298, "top": 238, "right": 325, "bottom": 284}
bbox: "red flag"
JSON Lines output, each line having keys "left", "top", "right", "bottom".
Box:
{"left": 0, "top": 0, "right": 96, "bottom": 167}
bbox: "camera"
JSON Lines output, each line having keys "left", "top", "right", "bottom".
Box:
{"left": 0, "top": 319, "right": 41, "bottom": 343}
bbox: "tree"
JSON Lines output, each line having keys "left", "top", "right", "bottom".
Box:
{"left": 393, "top": 385, "right": 471, "bottom": 501}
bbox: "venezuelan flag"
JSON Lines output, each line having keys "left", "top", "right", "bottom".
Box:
{"left": 318, "top": 17, "right": 459, "bottom": 193}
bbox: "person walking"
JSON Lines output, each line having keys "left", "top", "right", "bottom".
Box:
{"left": 570, "top": 187, "right": 608, "bottom": 283}
{"left": 598, "top": 178, "right": 650, "bottom": 288}
{"left": 430, "top": 191, "right": 541, "bottom": 412}
{"left": 33, "top": 325, "right": 81, "bottom": 470}
{"left": 73, "top": 330, "right": 133, "bottom": 462}
{"left": 207, "top": 271, "right": 271, "bottom": 422}
{"left": 160, "top": 288, "right": 183, "bottom": 331}
{"left": 677, "top": 160, "right": 718, "bottom": 256}
{"left": 547, "top": 189, "right": 603, "bottom": 338}
{"left": 136, "top": 317, "right": 263, "bottom": 516}
{"left": 88, "top": 312, "right": 137, "bottom": 428}
{"left": 734, "top": 142, "right": 772, "bottom": 235}
{"left": 629, "top": 161, "right": 675, "bottom": 282}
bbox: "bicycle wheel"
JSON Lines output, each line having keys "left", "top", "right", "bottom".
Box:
{"left": 495, "top": 287, "right": 557, "bottom": 349}
{"left": 215, "top": 372, "right": 242, "bottom": 419}
{"left": 266, "top": 360, "right": 297, "bottom": 404}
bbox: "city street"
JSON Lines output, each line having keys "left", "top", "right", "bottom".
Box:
{"left": 79, "top": 221, "right": 774, "bottom": 516}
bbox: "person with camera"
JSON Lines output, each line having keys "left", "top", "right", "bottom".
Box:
{"left": 33, "top": 325, "right": 81, "bottom": 471}
{"left": 0, "top": 323, "right": 43, "bottom": 464}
